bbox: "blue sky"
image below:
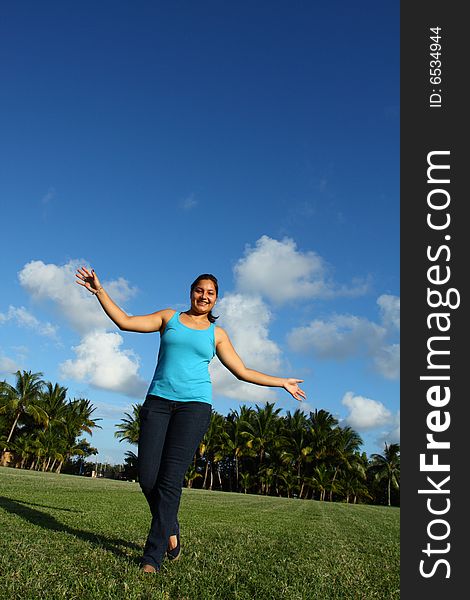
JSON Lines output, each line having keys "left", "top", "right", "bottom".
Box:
{"left": 0, "top": 1, "right": 399, "bottom": 464}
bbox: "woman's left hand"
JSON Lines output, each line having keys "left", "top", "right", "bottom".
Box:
{"left": 283, "top": 378, "right": 307, "bottom": 402}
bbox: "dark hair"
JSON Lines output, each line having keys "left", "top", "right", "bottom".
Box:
{"left": 190, "top": 274, "right": 219, "bottom": 323}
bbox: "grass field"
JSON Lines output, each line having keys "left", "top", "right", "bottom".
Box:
{"left": 0, "top": 466, "right": 399, "bottom": 600}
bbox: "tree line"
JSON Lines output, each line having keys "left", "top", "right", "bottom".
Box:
{"left": 1, "top": 370, "right": 399, "bottom": 506}
{"left": 0, "top": 370, "right": 100, "bottom": 473}
{"left": 116, "top": 400, "right": 400, "bottom": 507}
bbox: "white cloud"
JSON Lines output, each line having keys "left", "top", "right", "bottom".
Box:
{"left": 234, "top": 236, "right": 329, "bottom": 303}
{"left": 16, "top": 258, "right": 147, "bottom": 399}
{"left": 0, "top": 305, "right": 58, "bottom": 338}
{"left": 297, "top": 400, "right": 315, "bottom": 414}
{"left": 103, "top": 277, "right": 139, "bottom": 306}
{"left": 287, "top": 315, "right": 386, "bottom": 359}
{"left": 210, "top": 293, "right": 282, "bottom": 402}
{"left": 41, "top": 186, "right": 56, "bottom": 205}
{"left": 0, "top": 352, "right": 21, "bottom": 374}
{"left": 9, "top": 345, "right": 29, "bottom": 365}
{"left": 374, "top": 344, "right": 400, "bottom": 380}
{"left": 377, "top": 294, "right": 400, "bottom": 330}
{"left": 181, "top": 194, "right": 198, "bottom": 210}
{"left": 233, "top": 235, "right": 368, "bottom": 304}
{"left": 59, "top": 331, "right": 148, "bottom": 398}
{"left": 287, "top": 294, "right": 400, "bottom": 380}
{"left": 375, "top": 411, "right": 400, "bottom": 450}
{"left": 341, "top": 391, "right": 393, "bottom": 431}
{"left": 18, "top": 259, "right": 138, "bottom": 334}
{"left": 93, "top": 400, "right": 136, "bottom": 421}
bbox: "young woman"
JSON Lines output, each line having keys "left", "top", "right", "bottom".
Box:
{"left": 76, "top": 266, "right": 306, "bottom": 573}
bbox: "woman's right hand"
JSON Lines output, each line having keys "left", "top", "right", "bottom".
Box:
{"left": 75, "top": 267, "right": 168, "bottom": 333}
{"left": 76, "top": 266, "right": 102, "bottom": 295}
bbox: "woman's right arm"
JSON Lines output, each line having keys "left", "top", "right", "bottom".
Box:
{"left": 76, "top": 266, "right": 172, "bottom": 333}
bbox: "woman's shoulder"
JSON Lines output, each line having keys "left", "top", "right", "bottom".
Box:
{"left": 214, "top": 325, "right": 229, "bottom": 342}
{"left": 156, "top": 308, "right": 177, "bottom": 319}
{"left": 159, "top": 309, "right": 178, "bottom": 330}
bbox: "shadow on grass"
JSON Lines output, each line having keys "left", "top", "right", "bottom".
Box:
{"left": 10, "top": 499, "right": 81, "bottom": 512}
{"left": 0, "top": 495, "right": 143, "bottom": 565}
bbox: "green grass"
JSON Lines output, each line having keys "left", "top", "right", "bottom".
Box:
{"left": 0, "top": 466, "right": 399, "bottom": 600}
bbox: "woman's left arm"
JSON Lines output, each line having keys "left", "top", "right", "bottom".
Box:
{"left": 215, "top": 327, "right": 307, "bottom": 402}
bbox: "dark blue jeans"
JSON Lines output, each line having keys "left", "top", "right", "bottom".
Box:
{"left": 138, "top": 394, "right": 212, "bottom": 569}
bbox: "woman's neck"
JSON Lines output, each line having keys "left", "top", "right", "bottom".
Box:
{"left": 184, "top": 309, "right": 209, "bottom": 321}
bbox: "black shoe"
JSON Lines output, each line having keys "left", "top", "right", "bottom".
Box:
{"left": 166, "top": 522, "right": 181, "bottom": 561}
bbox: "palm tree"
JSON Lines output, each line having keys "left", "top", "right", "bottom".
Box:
{"left": 69, "top": 398, "right": 101, "bottom": 436}
{"left": 307, "top": 409, "right": 338, "bottom": 465}
{"left": 258, "top": 464, "right": 276, "bottom": 496}
{"left": 239, "top": 471, "right": 252, "bottom": 494}
{"left": 328, "top": 426, "right": 363, "bottom": 501}
{"left": 201, "top": 411, "right": 225, "bottom": 490}
{"left": 114, "top": 404, "right": 142, "bottom": 445}
{"left": 39, "top": 382, "right": 68, "bottom": 425}
{"left": 54, "top": 398, "right": 101, "bottom": 473}
{"left": 33, "top": 429, "right": 64, "bottom": 471}
{"left": 185, "top": 463, "right": 203, "bottom": 489}
{"left": 223, "top": 405, "right": 253, "bottom": 491}
{"left": 369, "top": 443, "right": 400, "bottom": 506}
{"left": 27, "top": 434, "right": 47, "bottom": 471}
{"left": 0, "top": 370, "right": 48, "bottom": 455}
{"left": 277, "top": 468, "right": 299, "bottom": 499}
{"left": 342, "top": 470, "right": 372, "bottom": 504}
{"left": 10, "top": 434, "right": 34, "bottom": 468}
{"left": 242, "top": 402, "right": 281, "bottom": 492}
{"left": 36, "top": 381, "right": 68, "bottom": 471}
{"left": 279, "top": 409, "right": 312, "bottom": 498}
{"left": 309, "top": 464, "right": 331, "bottom": 501}
{"left": 241, "top": 403, "right": 282, "bottom": 494}
{"left": 122, "top": 450, "right": 138, "bottom": 481}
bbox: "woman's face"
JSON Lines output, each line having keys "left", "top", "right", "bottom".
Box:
{"left": 190, "top": 279, "right": 217, "bottom": 315}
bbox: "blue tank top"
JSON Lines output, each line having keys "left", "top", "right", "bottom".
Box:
{"left": 147, "top": 311, "right": 216, "bottom": 404}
